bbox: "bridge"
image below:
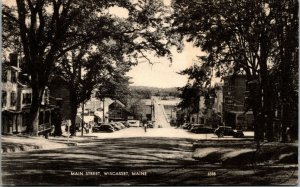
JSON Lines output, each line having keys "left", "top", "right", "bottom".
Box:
{"left": 151, "top": 97, "right": 180, "bottom": 128}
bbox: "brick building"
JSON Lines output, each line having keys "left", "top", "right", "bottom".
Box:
{"left": 222, "top": 75, "right": 253, "bottom": 130}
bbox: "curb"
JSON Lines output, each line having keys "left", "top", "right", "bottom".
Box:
{"left": 1, "top": 144, "right": 41, "bottom": 154}
{"left": 1, "top": 140, "right": 77, "bottom": 154}
{"left": 48, "top": 140, "right": 78, "bottom": 146}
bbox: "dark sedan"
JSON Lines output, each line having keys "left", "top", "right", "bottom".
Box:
{"left": 190, "top": 126, "right": 215, "bottom": 134}
{"left": 92, "top": 123, "right": 115, "bottom": 133}
{"left": 182, "top": 123, "right": 192, "bottom": 129}
{"left": 214, "top": 126, "right": 244, "bottom": 138}
{"left": 110, "top": 123, "right": 122, "bottom": 131}
{"left": 188, "top": 124, "right": 203, "bottom": 131}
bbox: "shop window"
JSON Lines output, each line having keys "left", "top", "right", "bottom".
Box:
{"left": 22, "top": 93, "right": 32, "bottom": 104}
{"left": 10, "top": 91, "right": 16, "bottom": 106}
{"left": 2, "top": 91, "right": 7, "bottom": 107}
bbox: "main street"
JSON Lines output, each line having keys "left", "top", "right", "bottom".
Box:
{"left": 2, "top": 127, "right": 296, "bottom": 186}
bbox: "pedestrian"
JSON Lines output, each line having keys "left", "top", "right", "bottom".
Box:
{"left": 50, "top": 125, "right": 55, "bottom": 136}
{"left": 144, "top": 122, "right": 147, "bottom": 132}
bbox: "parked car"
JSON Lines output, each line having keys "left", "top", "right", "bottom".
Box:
{"left": 147, "top": 122, "right": 154, "bottom": 128}
{"left": 110, "top": 122, "right": 122, "bottom": 130}
{"left": 127, "top": 120, "right": 140, "bottom": 127}
{"left": 119, "top": 121, "right": 130, "bottom": 128}
{"left": 92, "top": 122, "right": 104, "bottom": 132}
{"left": 190, "top": 126, "right": 215, "bottom": 134}
{"left": 182, "top": 123, "right": 191, "bottom": 129}
{"left": 114, "top": 122, "right": 126, "bottom": 129}
{"left": 188, "top": 124, "right": 203, "bottom": 131}
{"left": 214, "top": 126, "right": 244, "bottom": 138}
{"left": 92, "top": 123, "right": 114, "bottom": 132}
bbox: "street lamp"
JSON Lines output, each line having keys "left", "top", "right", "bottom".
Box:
{"left": 81, "top": 102, "right": 84, "bottom": 136}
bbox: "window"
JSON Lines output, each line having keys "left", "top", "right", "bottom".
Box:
{"left": 11, "top": 71, "right": 17, "bottom": 83}
{"left": 10, "top": 91, "right": 16, "bottom": 106}
{"left": 2, "top": 91, "right": 7, "bottom": 107}
{"left": 22, "top": 93, "right": 32, "bottom": 105}
{"left": 2, "top": 70, "right": 7, "bottom": 82}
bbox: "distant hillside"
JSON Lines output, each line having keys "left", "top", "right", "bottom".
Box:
{"left": 129, "top": 86, "right": 180, "bottom": 99}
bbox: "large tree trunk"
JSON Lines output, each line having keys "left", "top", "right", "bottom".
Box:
{"left": 52, "top": 109, "right": 62, "bottom": 136}
{"left": 259, "top": 31, "right": 273, "bottom": 143}
{"left": 265, "top": 79, "right": 275, "bottom": 142}
{"left": 27, "top": 85, "right": 45, "bottom": 136}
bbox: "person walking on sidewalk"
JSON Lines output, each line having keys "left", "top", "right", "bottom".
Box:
{"left": 143, "top": 121, "right": 147, "bottom": 132}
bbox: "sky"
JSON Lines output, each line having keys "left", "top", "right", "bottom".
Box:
{"left": 126, "top": 44, "right": 204, "bottom": 88}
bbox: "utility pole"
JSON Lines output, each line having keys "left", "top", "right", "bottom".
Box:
{"left": 102, "top": 98, "right": 105, "bottom": 122}
{"left": 81, "top": 102, "right": 84, "bottom": 136}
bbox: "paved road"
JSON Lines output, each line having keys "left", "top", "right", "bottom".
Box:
{"left": 2, "top": 131, "right": 296, "bottom": 186}
{"left": 86, "top": 127, "right": 254, "bottom": 140}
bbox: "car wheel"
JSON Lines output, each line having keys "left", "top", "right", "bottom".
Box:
{"left": 218, "top": 133, "right": 224, "bottom": 138}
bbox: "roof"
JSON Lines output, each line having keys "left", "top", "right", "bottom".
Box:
{"left": 109, "top": 100, "right": 125, "bottom": 108}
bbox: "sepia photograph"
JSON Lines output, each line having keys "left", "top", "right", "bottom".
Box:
{"left": 1, "top": 0, "right": 298, "bottom": 186}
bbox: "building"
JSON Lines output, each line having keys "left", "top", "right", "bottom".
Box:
{"left": 189, "top": 96, "right": 205, "bottom": 124}
{"left": 2, "top": 53, "right": 56, "bottom": 135}
{"left": 108, "top": 100, "right": 133, "bottom": 122}
{"left": 140, "top": 99, "right": 153, "bottom": 121}
{"left": 82, "top": 93, "right": 116, "bottom": 123}
{"left": 206, "top": 83, "right": 223, "bottom": 128}
{"left": 222, "top": 75, "right": 253, "bottom": 130}
{"left": 48, "top": 76, "right": 71, "bottom": 121}
{"left": 2, "top": 57, "right": 23, "bottom": 134}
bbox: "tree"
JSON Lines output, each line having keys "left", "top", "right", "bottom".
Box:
{"left": 169, "top": 0, "right": 298, "bottom": 143}
{"left": 177, "top": 63, "right": 215, "bottom": 123}
{"left": 269, "top": 0, "right": 298, "bottom": 142}
{"left": 3, "top": 0, "right": 171, "bottom": 135}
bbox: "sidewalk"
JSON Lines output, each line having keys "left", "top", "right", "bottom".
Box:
{"left": 48, "top": 134, "right": 97, "bottom": 144}
{"left": 1, "top": 134, "right": 79, "bottom": 153}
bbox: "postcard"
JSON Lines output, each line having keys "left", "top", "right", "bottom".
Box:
{"left": 1, "top": 0, "right": 298, "bottom": 186}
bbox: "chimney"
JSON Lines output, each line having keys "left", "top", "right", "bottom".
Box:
{"left": 9, "top": 53, "right": 18, "bottom": 67}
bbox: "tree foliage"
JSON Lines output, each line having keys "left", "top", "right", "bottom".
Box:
{"left": 3, "top": 0, "right": 171, "bottom": 135}
{"left": 170, "top": 0, "right": 298, "bottom": 142}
